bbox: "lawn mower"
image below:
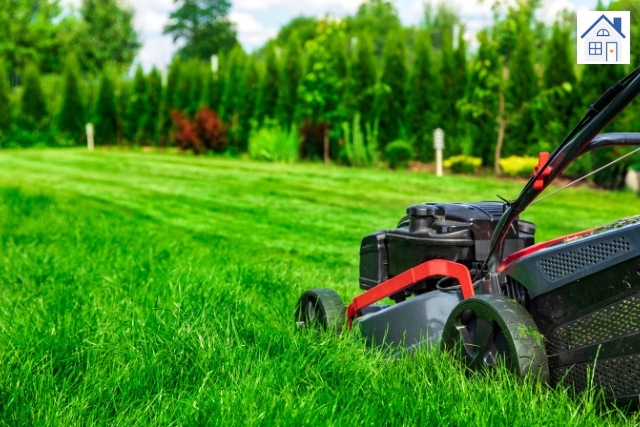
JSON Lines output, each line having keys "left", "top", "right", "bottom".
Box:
{"left": 296, "top": 65, "right": 640, "bottom": 404}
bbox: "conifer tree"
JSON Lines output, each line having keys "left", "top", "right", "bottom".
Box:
{"left": 0, "top": 59, "right": 12, "bottom": 132}
{"left": 143, "top": 66, "right": 162, "bottom": 144}
{"left": 161, "top": 58, "right": 181, "bottom": 144}
{"left": 176, "top": 60, "right": 195, "bottom": 112}
{"left": 124, "top": 65, "right": 148, "bottom": 143}
{"left": 20, "top": 63, "right": 47, "bottom": 128}
{"left": 348, "top": 33, "right": 377, "bottom": 127}
{"left": 57, "top": 54, "right": 85, "bottom": 143}
{"left": 238, "top": 55, "right": 260, "bottom": 150}
{"left": 187, "top": 64, "right": 204, "bottom": 115}
{"left": 405, "top": 30, "right": 438, "bottom": 160}
{"left": 275, "top": 31, "right": 303, "bottom": 127}
{"left": 93, "top": 70, "right": 118, "bottom": 145}
{"left": 377, "top": 30, "right": 407, "bottom": 146}
{"left": 220, "top": 45, "right": 247, "bottom": 123}
{"left": 254, "top": 44, "right": 279, "bottom": 124}
{"left": 505, "top": 14, "right": 538, "bottom": 156}
{"left": 438, "top": 27, "right": 457, "bottom": 143}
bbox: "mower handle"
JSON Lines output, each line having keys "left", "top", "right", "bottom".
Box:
{"left": 486, "top": 67, "right": 640, "bottom": 274}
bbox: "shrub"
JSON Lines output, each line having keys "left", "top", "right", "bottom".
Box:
{"left": 93, "top": 70, "right": 118, "bottom": 145}
{"left": 499, "top": 155, "right": 538, "bottom": 178}
{"left": 443, "top": 155, "right": 482, "bottom": 174}
{"left": 171, "top": 107, "right": 228, "bottom": 154}
{"left": 20, "top": 63, "right": 47, "bottom": 128}
{"left": 385, "top": 140, "right": 414, "bottom": 169}
{"left": 341, "top": 112, "right": 379, "bottom": 167}
{"left": 57, "top": 54, "right": 85, "bottom": 143}
{"left": 248, "top": 120, "right": 301, "bottom": 163}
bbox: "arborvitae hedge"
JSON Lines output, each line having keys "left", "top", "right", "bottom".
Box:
{"left": 144, "top": 67, "right": 162, "bottom": 145}
{"left": 220, "top": 45, "right": 247, "bottom": 123}
{"left": 93, "top": 70, "right": 118, "bottom": 145}
{"left": 57, "top": 54, "right": 85, "bottom": 143}
{"left": 275, "top": 32, "right": 303, "bottom": 127}
{"left": 20, "top": 63, "right": 47, "bottom": 128}
{"left": 124, "top": 65, "right": 148, "bottom": 143}
{"left": 405, "top": 30, "right": 438, "bottom": 161}
{"left": 348, "top": 33, "right": 377, "bottom": 127}
{"left": 378, "top": 30, "right": 407, "bottom": 146}
{"left": 161, "top": 59, "right": 181, "bottom": 145}
{"left": 239, "top": 55, "right": 260, "bottom": 148}
{"left": 254, "top": 44, "right": 279, "bottom": 124}
{"left": 0, "top": 59, "right": 12, "bottom": 132}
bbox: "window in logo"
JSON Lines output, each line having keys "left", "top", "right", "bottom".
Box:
{"left": 597, "top": 29, "right": 609, "bottom": 36}
{"left": 589, "top": 41, "right": 602, "bottom": 55}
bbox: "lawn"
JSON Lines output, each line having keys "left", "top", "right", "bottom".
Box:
{"left": 1, "top": 148, "right": 640, "bottom": 426}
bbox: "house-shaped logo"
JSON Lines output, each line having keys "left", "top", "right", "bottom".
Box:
{"left": 577, "top": 11, "right": 630, "bottom": 65}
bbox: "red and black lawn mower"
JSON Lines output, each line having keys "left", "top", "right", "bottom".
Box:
{"left": 296, "top": 66, "right": 640, "bottom": 404}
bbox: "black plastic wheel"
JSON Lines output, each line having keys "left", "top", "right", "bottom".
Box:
{"left": 441, "top": 294, "right": 549, "bottom": 383}
{"left": 295, "top": 288, "right": 346, "bottom": 334}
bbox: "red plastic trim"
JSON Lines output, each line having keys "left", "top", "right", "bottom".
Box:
{"left": 347, "top": 259, "right": 473, "bottom": 328}
{"left": 533, "top": 152, "right": 552, "bottom": 190}
{"left": 497, "top": 227, "right": 597, "bottom": 272}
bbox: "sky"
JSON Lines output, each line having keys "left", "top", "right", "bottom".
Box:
{"left": 63, "top": 0, "right": 602, "bottom": 71}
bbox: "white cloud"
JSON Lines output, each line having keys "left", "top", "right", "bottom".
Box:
{"left": 229, "top": 11, "right": 278, "bottom": 51}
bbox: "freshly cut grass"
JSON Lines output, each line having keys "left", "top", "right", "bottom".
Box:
{"left": 0, "top": 148, "right": 639, "bottom": 426}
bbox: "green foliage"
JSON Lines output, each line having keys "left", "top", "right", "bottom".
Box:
{"left": 384, "top": 139, "right": 413, "bottom": 169}
{"left": 254, "top": 44, "right": 280, "bottom": 124}
{"left": 248, "top": 120, "right": 301, "bottom": 162}
{"left": 220, "top": 45, "right": 247, "bottom": 123}
{"left": 499, "top": 155, "right": 538, "bottom": 178}
{"left": 19, "top": 63, "right": 47, "bottom": 128}
{"left": 378, "top": 30, "right": 407, "bottom": 146}
{"left": 56, "top": 54, "right": 85, "bottom": 143}
{"left": 142, "top": 67, "right": 162, "bottom": 145}
{"left": 348, "top": 0, "right": 402, "bottom": 56}
{"left": 93, "top": 70, "right": 118, "bottom": 145}
{"left": 161, "top": 59, "right": 182, "bottom": 144}
{"left": 0, "top": 59, "right": 12, "bottom": 132}
{"left": 341, "top": 112, "right": 379, "bottom": 167}
{"left": 347, "top": 33, "right": 377, "bottom": 126}
{"left": 443, "top": 155, "right": 482, "bottom": 174}
{"left": 405, "top": 30, "right": 438, "bottom": 161}
{"left": 275, "top": 16, "right": 318, "bottom": 47}
{"left": 164, "top": 0, "right": 237, "bottom": 60}
{"left": 124, "top": 65, "right": 148, "bottom": 143}
{"left": 238, "top": 56, "right": 260, "bottom": 150}
{"left": 275, "top": 32, "right": 303, "bottom": 127}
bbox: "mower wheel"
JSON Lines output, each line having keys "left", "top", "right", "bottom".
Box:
{"left": 441, "top": 294, "right": 549, "bottom": 383}
{"left": 295, "top": 288, "right": 346, "bottom": 334}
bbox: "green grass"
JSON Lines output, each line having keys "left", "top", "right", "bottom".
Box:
{"left": 1, "top": 148, "right": 640, "bottom": 426}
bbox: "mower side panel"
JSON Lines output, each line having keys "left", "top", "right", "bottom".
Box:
{"left": 504, "top": 223, "right": 640, "bottom": 298}
{"left": 353, "top": 290, "right": 462, "bottom": 351}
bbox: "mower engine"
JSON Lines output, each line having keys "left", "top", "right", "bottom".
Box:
{"left": 360, "top": 201, "right": 535, "bottom": 299}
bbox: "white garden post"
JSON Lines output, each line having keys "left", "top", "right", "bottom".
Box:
{"left": 211, "top": 54, "right": 219, "bottom": 73}
{"left": 434, "top": 128, "right": 444, "bottom": 177}
{"left": 86, "top": 123, "right": 94, "bottom": 152}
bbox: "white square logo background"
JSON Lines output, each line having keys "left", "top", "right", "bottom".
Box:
{"left": 577, "top": 11, "right": 630, "bottom": 64}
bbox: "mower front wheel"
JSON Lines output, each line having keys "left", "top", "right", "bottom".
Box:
{"left": 295, "top": 288, "right": 346, "bottom": 334}
{"left": 441, "top": 294, "right": 549, "bottom": 383}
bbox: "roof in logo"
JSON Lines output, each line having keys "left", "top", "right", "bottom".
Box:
{"left": 581, "top": 14, "right": 626, "bottom": 39}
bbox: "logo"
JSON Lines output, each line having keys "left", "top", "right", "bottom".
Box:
{"left": 577, "top": 11, "right": 630, "bottom": 64}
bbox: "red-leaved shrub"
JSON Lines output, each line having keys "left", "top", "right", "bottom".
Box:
{"left": 170, "top": 107, "right": 228, "bottom": 154}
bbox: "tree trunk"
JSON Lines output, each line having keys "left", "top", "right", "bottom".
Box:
{"left": 494, "top": 64, "right": 508, "bottom": 174}
{"left": 324, "top": 125, "right": 330, "bottom": 164}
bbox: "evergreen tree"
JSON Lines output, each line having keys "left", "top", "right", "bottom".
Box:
{"left": 439, "top": 27, "right": 457, "bottom": 144}
{"left": 187, "top": 63, "right": 204, "bottom": 115}
{"left": 57, "top": 54, "right": 85, "bottom": 142}
{"left": 0, "top": 59, "right": 12, "bottom": 132}
{"left": 161, "top": 58, "right": 181, "bottom": 144}
{"left": 377, "top": 30, "right": 407, "bottom": 146}
{"left": 175, "top": 60, "right": 195, "bottom": 111}
{"left": 254, "top": 44, "right": 279, "bottom": 124}
{"left": 220, "top": 45, "right": 247, "bottom": 122}
{"left": 505, "top": 12, "right": 538, "bottom": 157}
{"left": 347, "top": 33, "right": 377, "bottom": 127}
{"left": 405, "top": 30, "right": 438, "bottom": 161}
{"left": 275, "top": 31, "right": 303, "bottom": 126}
{"left": 20, "top": 63, "right": 47, "bottom": 128}
{"left": 93, "top": 70, "right": 118, "bottom": 145}
{"left": 143, "top": 66, "right": 162, "bottom": 144}
{"left": 124, "top": 65, "right": 148, "bottom": 142}
{"left": 238, "top": 55, "right": 260, "bottom": 150}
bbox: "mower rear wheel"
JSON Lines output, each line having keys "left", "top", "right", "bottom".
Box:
{"left": 295, "top": 288, "right": 346, "bottom": 334}
{"left": 441, "top": 294, "right": 549, "bottom": 383}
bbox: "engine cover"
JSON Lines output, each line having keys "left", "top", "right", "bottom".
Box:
{"left": 359, "top": 201, "right": 536, "bottom": 294}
